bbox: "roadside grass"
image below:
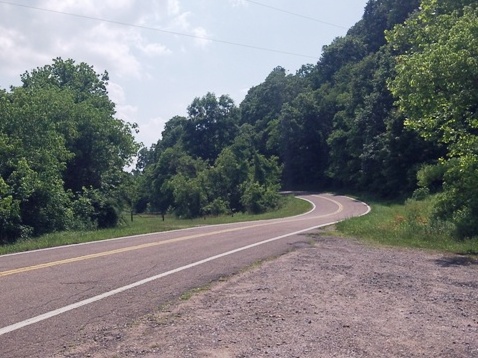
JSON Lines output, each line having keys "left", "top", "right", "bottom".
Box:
{"left": 336, "top": 196, "right": 478, "bottom": 255}
{"left": 179, "top": 284, "right": 212, "bottom": 301}
{"left": 0, "top": 195, "right": 312, "bottom": 256}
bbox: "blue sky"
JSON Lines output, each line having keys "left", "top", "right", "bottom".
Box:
{"left": 0, "top": 0, "right": 369, "bottom": 147}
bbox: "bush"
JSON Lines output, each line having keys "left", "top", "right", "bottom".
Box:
{"left": 241, "top": 181, "right": 281, "bottom": 214}
{"left": 203, "top": 198, "right": 229, "bottom": 216}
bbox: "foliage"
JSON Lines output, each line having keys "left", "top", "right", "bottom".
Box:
{"left": 4, "top": 0, "right": 478, "bottom": 245}
{"left": 0, "top": 58, "right": 139, "bottom": 242}
{"left": 0, "top": 196, "right": 311, "bottom": 256}
{"left": 388, "top": 0, "right": 478, "bottom": 237}
{"left": 183, "top": 93, "right": 239, "bottom": 163}
{"left": 337, "top": 196, "right": 478, "bottom": 254}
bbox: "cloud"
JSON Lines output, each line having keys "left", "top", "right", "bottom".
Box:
{"left": 42, "top": 0, "right": 135, "bottom": 15}
{"left": 136, "top": 116, "right": 169, "bottom": 146}
{"left": 107, "top": 81, "right": 137, "bottom": 121}
{"left": 0, "top": 0, "right": 181, "bottom": 82}
{"left": 192, "top": 27, "right": 212, "bottom": 48}
{"left": 169, "top": 11, "right": 193, "bottom": 31}
{"left": 107, "top": 81, "right": 166, "bottom": 147}
{"left": 229, "top": 0, "right": 248, "bottom": 7}
{"left": 107, "top": 81, "right": 127, "bottom": 104}
{"left": 167, "top": 0, "right": 181, "bottom": 16}
{"left": 0, "top": 25, "right": 50, "bottom": 80}
{"left": 138, "top": 42, "right": 172, "bottom": 57}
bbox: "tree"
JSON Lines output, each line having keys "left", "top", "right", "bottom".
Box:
{"left": 183, "top": 93, "right": 239, "bottom": 162}
{"left": 20, "top": 58, "right": 139, "bottom": 194}
{"left": 388, "top": 0, "right": 478, "bottom": 237}
{"left": 0, "top": 58, "right": 139, "bottom": 241}
{"left": 0, "top": 87, "right": 75, "bottom": 237}
{"left": 239, "top": 67, "right": 307, "bottom": 157}
{"left": 277, "top": 91, "right": 330, "bottom": 189}
{"left": 0, "top": 176, "right": 21, "bottom": 243}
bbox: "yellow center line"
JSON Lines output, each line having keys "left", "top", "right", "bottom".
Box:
{"left": 0, "top": 195, "right": 344, "bottom": 278}
{"left": 0, "top": 225, "right": 258, "bottom": 278}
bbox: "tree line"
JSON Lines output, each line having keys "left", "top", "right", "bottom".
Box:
{"left": 0, "top": 58, "right": 139, "bottom": 242}
{"left": 1, "top": 0, "right": 477, "bottom": 243}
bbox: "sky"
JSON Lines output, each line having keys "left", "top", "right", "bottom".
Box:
{"left": 0, "top": 0, "right": 369, "bottom": 148}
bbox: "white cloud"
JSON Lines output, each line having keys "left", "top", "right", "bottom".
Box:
{"left": 193, "top": 27, "right": 212, "bottom": 48}
{"left": 136, "top": 116, "right": 169, "bottom": 146}
{"left": 42, "top": 0, "right": 134, "bottom": 15}
{"left": 0, "top": 26, "right": 50, "bottom": 80}
{"left": 167, "top": 0, "right": 181, "bottom": 16}
{"left": 107, "top": 81, "right": 126, "bottom": 104}
{"left": 170, "top": 11, "right": 193, "bottom": 31}
{"left": 41, "top": 0, "right": 98, "bottom": 15}
{"left": 138, "top": 42, "right": 172, "bottom": 57}
{"left": 107, "top": 81, "right": 137, "bottom": 122}
{"left": 77, "top": 24, "right": 144, "bottom": 79}
{"left": 117, "top": 104, "right": 138, "bottom": 123}
{"left": 104, "top": 0, "right": 135, "bottom": 10}
{"left": 229, "top": 0, "right": 248, "bottom": 7}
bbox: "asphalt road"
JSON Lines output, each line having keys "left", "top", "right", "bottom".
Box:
{"left": 0, "top": 193, "right": 369, "bottom": 358}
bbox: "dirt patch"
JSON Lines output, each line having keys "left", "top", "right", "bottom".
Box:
{"left": 59, "top": 236, "right": 478, "bottom": 357}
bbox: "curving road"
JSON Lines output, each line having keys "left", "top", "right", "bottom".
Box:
{"left": 0, "top": 193, "right": 369, "bottom": 358}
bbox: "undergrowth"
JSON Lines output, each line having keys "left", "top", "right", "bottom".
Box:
{"left": 0, "top": 195, "right": 311, "bottom": 255}
{"left": 337, "top": 196, "right": 478, "bottom": 255}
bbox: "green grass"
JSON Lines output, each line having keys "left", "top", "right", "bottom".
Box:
{"left": 337, "top": 197, "right": 478, "bottom": 255}
{"left": 0, "top": 196, "right": 312, "bottom": 256}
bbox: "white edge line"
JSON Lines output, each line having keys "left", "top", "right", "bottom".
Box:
{"left": 0, "top": 196, "right": 317, "bottom": 259}
{"left": 0, "top": 196, "right": 370, "bottom": 336}
{"left": 0, "top": 219, "right": 334, "bottom": 337}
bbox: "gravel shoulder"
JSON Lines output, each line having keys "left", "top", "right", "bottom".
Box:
{"left": 59, "top": 234, "right": 478, "bottom": 358}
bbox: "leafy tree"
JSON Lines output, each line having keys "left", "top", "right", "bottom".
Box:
{"left": 277, "top": 90, "right": 330, "bottom": 189}
{"left": 158, "top": 116, "right": 188, "bottom": 152}
{"left": 20, "top": 58, "right": 139, "bottom": 194}
{"left": 0, "top": 176, "right": 21, "bottom": 243}
{"left": 240, "top": 152, "right": 282, "bottom": 214}
{"left": 356, "top": 0, "right": 421, "bottom": 53}
{"left": 168, "top": 174, "right": 207, "bottom": 218}
{"left": 147, "top": 147, "right": 206, "bottom": 217}
{"left": 0, "top": 87, "right": 75, "bottom": 237}
{"left": 205, "top": 147, "right": 249, "bottom": 213}
{"left": 239, "top": 66, "right": 307, "bottom": 156}
{"left": 0, "top": 58, "right": 139, "bottom": 241}
{"left": 183, "top": 93, "right": 239, "bottom": 162}
{"left": 388, "top": 0, "right": 478, "bottom": 236}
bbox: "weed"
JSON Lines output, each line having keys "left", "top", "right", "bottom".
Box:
{"left": 337, "top": 196, "right": 478, "bottom": 254}
{"left": 0, "top": 196, "right": 312, "bottom": 255}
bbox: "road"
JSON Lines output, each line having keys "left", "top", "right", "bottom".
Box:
{"left": 0, "top": 193, "right": 369, "bottom": 358}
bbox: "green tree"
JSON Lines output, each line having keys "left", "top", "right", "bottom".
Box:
{"left": 388, "top": 0, "right": 478, "bottom": 237}
{"left": 0, "top": 58, "right": 139, "bottom": 241}
{"left": 278, "top": 91, "right": 330, "bottom": 189}
{"left": 0, "top": 176, "right": 21, "bottom": 243}
{"left": 20, "top": 58, "right": 139, "bottom": 194}
{"left": 0, "top": 87, "right": 75, "bottom": 237}
{"left": 183, "top": 93, "right": 239, "bottom": 162}
{"left": 239, "top": 66, "right": 307, "bottom": 157}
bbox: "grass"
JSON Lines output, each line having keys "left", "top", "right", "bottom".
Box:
{"left": 336, "top": 196, "right": 478, "bottom": 255}
{"left": 0, "top": 195, "right": 312, "bottom": 256}
{"left": 179, "top": 285, "right": 212, "bottom": 301}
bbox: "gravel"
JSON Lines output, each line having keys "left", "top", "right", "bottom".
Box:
{"left": 59, "top": 235, "right": 478, "bottom": 358}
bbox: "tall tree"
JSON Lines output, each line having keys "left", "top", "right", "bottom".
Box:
{"left": 388, "top": 0, "right": 478, "bottom": 236}
{"left": 20, "top": 58, "right": 139, "bottom": 194}
{"left": 183, "top": 93, "right": 239, "bottom": 162}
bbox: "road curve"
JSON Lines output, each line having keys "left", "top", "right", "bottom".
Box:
{"left": 0, "top": 193, "right": 369, "bottom": 358}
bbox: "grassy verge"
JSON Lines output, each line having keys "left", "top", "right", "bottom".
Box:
{"left": 336, "top": 196, "right": 478, "bottom": 255}
{"left": 0, "top": 195, "right": 311, "bottom": 256}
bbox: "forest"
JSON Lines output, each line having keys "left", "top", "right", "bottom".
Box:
{"left": 1, "top": 0, "right": 477, "bottom": 244}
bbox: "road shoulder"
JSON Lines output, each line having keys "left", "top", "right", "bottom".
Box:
{"left": 59, "top": 235, "right": 478, "bottom": 358}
